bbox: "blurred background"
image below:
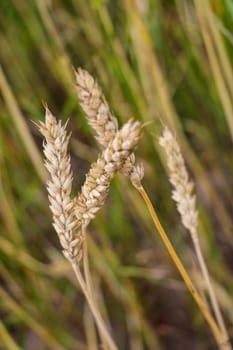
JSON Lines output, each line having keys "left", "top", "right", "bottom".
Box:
{"left": 0, "top": 0, "right": 233, "bottom": 349}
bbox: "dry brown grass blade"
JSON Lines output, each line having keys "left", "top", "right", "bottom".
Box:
{"left": 0, "top": 236, "right": 53, "bottom": 275}
{"left": 194, "top": 0, "right": 233, "bottom": 141}
{"left": 0, "top": 287, "right": 66, "bottom": 350}
{"left": 124, "top": 0, "right": 233, "bottom": 242}
{"left": 0, "top": 320, "right": 22, "bottom": 350}
{"left": 206, "top": 7, "right": 233, "bottom": 99}
{"left": 0, "top": 65, "right": 46, "bottom": 182}
{"left": 0, "top": 172, "right": 23, "bottom": 245}
{"left": 35, "top": 0, "right": 73, "bottom": 89}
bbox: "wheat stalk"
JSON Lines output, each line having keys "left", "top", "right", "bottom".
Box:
{"left": 74, "top": 67, "right": 230, "bottom": 347}
{"left": 38, "top": 107, "right": 141, "bottom": 258}
{"left": 74, "top": 67, "right": 226, "bottom": 347}
{"left": 159, "top": 126, "right": 231, "bottom": 350}
{"left": 37, "top": 105, "right": 143, "bottom": 350}
{"left": 38, "top": 107, "right": 119, "bottom": 350}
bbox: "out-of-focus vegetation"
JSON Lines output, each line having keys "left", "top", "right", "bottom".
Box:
{"left": 0, "top": 0, "right": 233, "bottom": 349}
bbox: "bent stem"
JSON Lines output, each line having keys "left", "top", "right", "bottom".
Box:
{"left": 72, "top": 262, "right": 118, "bottom": 350}
{"left": 138, "top": 185, "right": 226, "bottom": 349}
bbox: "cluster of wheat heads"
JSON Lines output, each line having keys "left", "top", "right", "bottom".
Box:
{"left": 37, "top": 72, "right": 142, "bottom": 349}
{"left": 37, "top": 68, "right": 230, "bottom": 350}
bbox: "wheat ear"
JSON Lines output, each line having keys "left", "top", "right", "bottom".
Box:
{"left": 75, "top": 68, "right": 144, "bottom": 188}
{"left": 159, "top": 126, "right": 231, "bottom": 350}
{"left": 37, "top": 107, "right": 84, "bottom": 263}
{"left": 75, "top": 67, "right": 118, "bottom": 147}
{"left": 74, "top": 119, "right": 142, "bottom": 227}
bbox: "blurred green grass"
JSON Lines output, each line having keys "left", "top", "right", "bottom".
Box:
{"left": 0, "top": 0, "right": 233, "bottom": 349}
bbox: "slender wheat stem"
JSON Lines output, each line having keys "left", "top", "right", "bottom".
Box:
{"left": 191, "top": 232, "right": 231, "bottom": 350}
{"left": 72, "top": 263, "right": 118, "bottom": 350}
{"left": 83, "top": 237, "right": 109, "bottom": 350}
{"left": 137, "top": 185, "right": 226, "bottom": 348}
{"left": 84, "top": 304, "right": 99, "bottom": 350}
{"left": 159, "top": 126, "right": 231, "bottom": 350}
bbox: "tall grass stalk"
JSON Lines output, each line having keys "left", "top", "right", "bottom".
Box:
{"left": 0, "top": 65, "right": 46, "bottom": 181}
{"left": 0, "top": 287, "right": 65, "bottom": 350}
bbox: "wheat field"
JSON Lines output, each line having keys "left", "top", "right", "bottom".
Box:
{"left": 0, "top": 1, "right": 233, "bottom": 349}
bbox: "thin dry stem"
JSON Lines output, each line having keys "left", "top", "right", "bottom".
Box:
{"left": 84, "top": 305, "right": 98, "bottom": 350}
{"left": 72, "top": 263, "right": 118, "bottom": 350}
{"left": 83, "top": 237, "right": 108, "bottom": 350}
